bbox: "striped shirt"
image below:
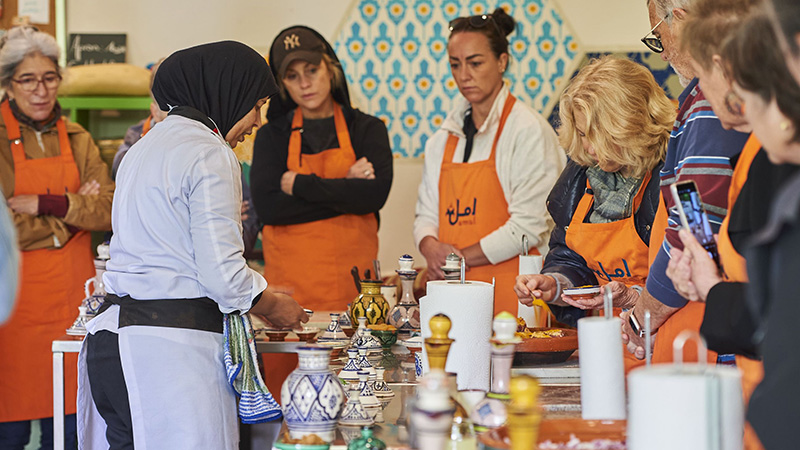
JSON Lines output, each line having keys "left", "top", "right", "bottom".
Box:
{"left": 646, "top": 78, "right": 749, "bottom": 308}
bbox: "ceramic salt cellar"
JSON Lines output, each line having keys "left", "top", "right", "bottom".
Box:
{"left": 339, "top": 383, "right": 374, "bottom": 427}
{"left": 411, "top": 370, "right": 455, "bottom": 450}
{"left": 387, "top": 254, "right": 421, "bottom": 336}
{"left": 357, "top": 370, "right": 381, "bottom": 410}
{"left": 371, "top": 368, "right": 395, "bottom": 399}
{"left": 356, "top": 346, "right": 377, "bottom": 376}
{"left": 339, "top": 348, "right": 362, "bottom": 381}
{"left": 350, "top": 279, "right": 389, "bottom": 325}
{"left": 318, "top": 313, "right": 349, "bottom": 344}
{"left": 507, "top": 375, "right": 542, "bottom": 450}
{"left": 281, "top": 346, "right": 346, "bottom": 442}
{"left": 470, "top": 312, "right": 521, "bottom": 432}
{"left": 350, "top": 316, "right": 382, "bottom": 354}
{"left": 347, "top": 427, "right": 386, "bottom": 450}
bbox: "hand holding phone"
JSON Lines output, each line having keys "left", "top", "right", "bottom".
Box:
{"left": 669, "top": 180, "right": 722, "bottom": 272}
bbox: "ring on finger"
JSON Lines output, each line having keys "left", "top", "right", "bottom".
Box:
{"left": 364, "top": 169, "right": 371, "bottom": 175}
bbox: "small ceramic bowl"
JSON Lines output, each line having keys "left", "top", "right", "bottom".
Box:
{"left": 263, "top": 329, "right": 290, "bottom": 342}
{"left": 293, "top": 327, "right": 320, "bottom": 343}
{"left": 316, "top": 341, "right": 347, "bottom": 358}
{"left": 341, "top": 327, "right": 356, "bottom": 338}
{"left": 562, "top": 285, "right": 601, "bottom": 300}
{"left": 370, "top": 329, "right": 398, "bottom": 349}
{"left": 400, "top": 336, "right": 423, "bottom": 354}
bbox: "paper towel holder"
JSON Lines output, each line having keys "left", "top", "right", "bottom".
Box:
{"left": 672, "top": 329, "right": 708, "bottom": 366}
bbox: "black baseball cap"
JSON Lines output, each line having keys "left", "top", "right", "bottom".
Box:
{"left": 270, "top": 27, "right": 326, "bottom": 79}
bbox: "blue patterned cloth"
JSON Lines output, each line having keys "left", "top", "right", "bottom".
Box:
{"left": 223, "top": 314, "right": 282, "bottom": 424}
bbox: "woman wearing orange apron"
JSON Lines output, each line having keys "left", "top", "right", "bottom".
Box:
{"left": 0, "top": 26, "right": 113, "bottom": 449}
{"left": 251, "top": 26, "right": 393, "bottom": 400}
{"left": 416, "top": 8, "right": 565, "bottom": 314}
{"left": 514, "top": 57, "right": 674, "bottom": 373}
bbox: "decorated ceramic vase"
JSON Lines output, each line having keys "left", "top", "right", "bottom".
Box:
{"left": 281, "top": 346, "right": 346, "bottom": 442}
{"left": 371, "top": 368, "right": 395, "bottom": 399}
{"left": 388, "top": 255, "right": 421, "bottom": 336}
{"left": 357, "top": 370, "right": 381, "bottom": 410}
{"left": 356, "top": 346, "right": 376, "bottom": 376}
{"left": 350, "top": 280, "right": 389, "bottom": 325}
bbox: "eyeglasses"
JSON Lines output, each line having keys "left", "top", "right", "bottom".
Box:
{"left": 641, "top": 13, "right": 671, "bottom": 53}
{"left": 11, "top": 72, "right": 62, "bottom": 92}
{"left": 449, "top": 14, "right": 503, "bottom": 38}
{"left": 725, "top": 90, "right": 745, "bottom": 116}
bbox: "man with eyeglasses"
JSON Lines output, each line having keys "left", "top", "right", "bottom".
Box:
{"left": 620, "top": 0, "right": 749, "bottom": 367}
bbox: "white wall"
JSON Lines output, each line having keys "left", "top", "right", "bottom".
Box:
{"left": 66, "top": 0, "right": 357, "bottom": 67}
{"left": 65, "top": 0, "right": 655, "bottom": 271}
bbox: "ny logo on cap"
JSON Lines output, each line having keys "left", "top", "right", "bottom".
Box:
{"left": 284, "top": 34, "right": 300, "bottom": 50}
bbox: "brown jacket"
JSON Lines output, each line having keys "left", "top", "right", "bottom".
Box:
{"left": 0, "top": 115, "right": 114, "bottom": 251}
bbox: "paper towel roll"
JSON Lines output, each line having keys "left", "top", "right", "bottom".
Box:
{"left": 627, "top": 363, "right": 742, "bottom": 450}
{"left": 577, "top": 316, "right": 626, "bottom": 420}
{"left": 517, "top": 255, "right": 543, "bottom": 327}
{"left": 420, "top": 280, "right": 494, "bottom": 391}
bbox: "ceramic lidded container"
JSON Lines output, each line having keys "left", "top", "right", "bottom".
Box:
{"left": 281, "top": 346, "right": 346, "bottom": 442}
{"left": 350, "top": 280, "right": 389, "bottom": 325}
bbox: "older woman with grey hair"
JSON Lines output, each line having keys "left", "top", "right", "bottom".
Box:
{"left": 0, "top": 26, "right": 113, "bottom": 449}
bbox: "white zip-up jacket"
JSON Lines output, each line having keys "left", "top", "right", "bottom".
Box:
{"left": 414, "top": 85, "right": 566, "bottom": 263}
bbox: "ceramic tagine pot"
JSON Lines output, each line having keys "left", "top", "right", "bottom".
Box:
{"left": 350, "top": 317, "right": 383, "bottom": 355}
{"left": 387, "top": 254, "right": 421, "bottom": 336}
{"left": 347, "top": 426, "right": 387, "bottom": 450}
{"left": 281, "top": 346, "right": 346, "bottom": 442}
{"left": 470, "top": 312, "right": 521, "bottom": 432}
{"left": 318, "top": 313, "right": 349, "bottom": 344}
{"left": 350, "top": 279, "right": 389, "bottom": 326}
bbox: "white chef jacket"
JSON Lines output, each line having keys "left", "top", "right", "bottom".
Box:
{"left": 414, "top": 85, "right": 566, "bottom": 263}
{"left": 104, "top": 114, "right": 266, "bottom": 310}
{"left": 79, "top": 115, "right": 265, "bottom": 450}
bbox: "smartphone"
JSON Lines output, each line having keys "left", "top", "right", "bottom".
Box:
{"left": 669, "top": 180, "right": 722, "bottom": 270}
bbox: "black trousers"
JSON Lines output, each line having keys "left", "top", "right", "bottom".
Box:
{"left": 85, "top": 331, "right": 134, "bottom": 450}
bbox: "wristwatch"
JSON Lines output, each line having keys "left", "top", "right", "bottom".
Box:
{"left": 628, "top": 307, "right": 647, "bottom": 338}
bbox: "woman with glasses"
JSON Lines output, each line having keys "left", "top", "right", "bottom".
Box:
{"left": 666, "top": 12, "right": 800, "bottom": 449}
{"left": 514, "top": 58, "right": 673, "bottom": 372}
{"left": 0, "top": 26, "right": 113, "bottom": 448}
{"left": 415, "top": 8, "right": 564, "bottom": 314}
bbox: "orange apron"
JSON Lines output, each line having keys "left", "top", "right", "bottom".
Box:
{"left": 717, "top": 134, "right": 764, "bottom": 450}
{"left": 261, "top": 103, "right": 378, "bottom": 401}
{"left": 564, "top": 172, "right": 652, "bottom": 372}
{"left": 438, "top": 93, "right": 535, "bottom": 315}
{"left": 0, "top": 99, "right": 93, "bottom": 421}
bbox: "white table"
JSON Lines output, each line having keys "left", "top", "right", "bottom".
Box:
{"left": 51, "top": 336, "right": 311, "bottom": 450}
{"left": 51, "top": 336, "right": 83, "bottom": 450}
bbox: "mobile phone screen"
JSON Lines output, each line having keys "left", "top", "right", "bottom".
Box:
{"left": 673, "top": 182, "right": 722, "bottom": 270}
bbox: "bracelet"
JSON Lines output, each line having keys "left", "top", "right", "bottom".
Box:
{"left": 548, "top": 274, "right": 562, "bottom": 302}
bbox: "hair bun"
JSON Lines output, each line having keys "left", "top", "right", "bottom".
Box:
{"left": 491, "top": 7, "right": 516, "bottom": 37}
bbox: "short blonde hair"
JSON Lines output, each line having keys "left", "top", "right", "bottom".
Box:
{"left": 558, "top": 56, "right": 674, "bottom": 178}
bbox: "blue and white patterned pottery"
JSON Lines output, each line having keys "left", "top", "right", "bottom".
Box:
{"left": 281, "top": 346, "right": 346, "bottom": 442}
{"left": 339, "top": 348, "right": 362, "bottom": 381}
{"left": 356, "top": 346, "right": 377, "bottom": 376}
{"left": 338, "top": 383, "right": 373, "bottom": 427}
{"left": 318, "top": 313, "right": 349, "bottom": 344}
{"left": 371, "top": 368, "right": 395, "bottom": 399}
{"left": 414, "top": 352, "right": 422, "bottom": 378}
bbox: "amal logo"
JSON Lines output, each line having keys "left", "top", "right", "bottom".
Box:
{"left": 284, "top": 34, "right": 301, "bottom": 50}
{"left": 446, "top": 198, "right": 477, "bottom": 226}
{"left": 592, "top": 259, "right": 633, "bottom": 283}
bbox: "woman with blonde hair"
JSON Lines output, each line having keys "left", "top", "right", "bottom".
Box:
{"left": 515, "top": 56, "right": 674, "bottom": 345}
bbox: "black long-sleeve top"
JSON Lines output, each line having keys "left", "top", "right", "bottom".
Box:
{"left": 250, "top": 105, "right": 393, "bottom": 226}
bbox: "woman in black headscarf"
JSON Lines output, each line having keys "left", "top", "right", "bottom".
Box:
{"left": 78, "top": 41, "right": 307, "bottom": 449}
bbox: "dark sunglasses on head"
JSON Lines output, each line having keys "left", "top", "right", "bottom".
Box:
{"left": 449, "top": 13, "right": 503, "bottom": 37}
{"left": 641, "top": 13, "right": 671, "bottom": 53}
